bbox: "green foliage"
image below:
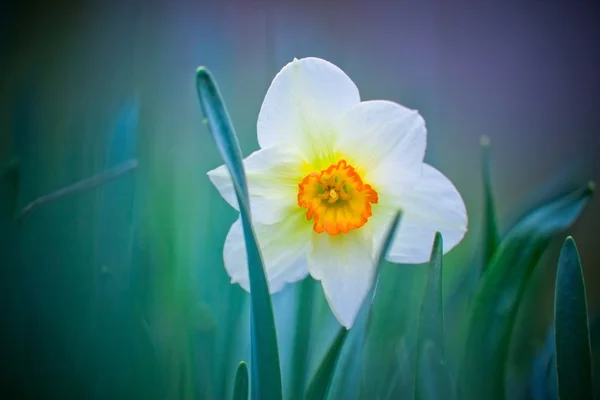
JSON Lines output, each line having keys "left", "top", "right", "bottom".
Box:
{"left": 304, "top": 328, "right": 348, "bottom": 400}
{"left": 2, "top": 67, "right": 597, "bottom": 400}
{"left": 328, "top": 212, "right": 403, "bottom": 400}
{"left": 554, "top": 237, "right": 593, "bottom": 399}
{"left": 196, "top": 67, "right": 283, "bottom": 400}
{"left": 233, "top": 362, "right": 249, "bottom": 400}
{"left": 415, "top": 232, "right": 452, "bottom": 400}
{"left": 480, "top": 136, "right": 500, "bottom": 268}
{"left": 459, "top": 182, "right": 593, "bottom": 400}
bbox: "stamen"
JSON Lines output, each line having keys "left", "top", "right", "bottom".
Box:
{"left": 297, "top": 159, "right": 378, "bottom": 235}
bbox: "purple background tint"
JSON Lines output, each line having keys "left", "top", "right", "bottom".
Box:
{"left": 2, "top": 0, "right": 599, "bottom": 308}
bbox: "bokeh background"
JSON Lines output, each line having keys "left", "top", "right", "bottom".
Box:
{"left": 1, "top": 0, "right": 599, "bottom": 398}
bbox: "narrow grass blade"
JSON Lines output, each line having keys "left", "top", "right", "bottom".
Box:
{"left": 304, "top": 328, "right": 348, "bottom": 400}
{"left": 415, "top": 232, "right": 452, "bottom": 400}
{"left": 529, "top": 327, "right": 557, "bottom": 400}
{"left": 481, "top": 135, "right": 500, "bottom": 268}
{"left": 233, "top": 362, "right": 249, "bottom": 400}
{"left": 290, "top": 278, "right": 316, "bottom": 400}
{"left": 89, "top": 101, "right": 150, "bottom": 398}
{"left": 326, "top": 212, "right": 403, "bottom": 400}
{"left": 554, "top": 237, "right": 593, "bottom": 400}
{"left": 416, "top": 340, "right": 453, "bottom": 400}
{"left": 459, "top": 182, "right": 594, "bottom": 400}
{"left": 17, "top": 159, "right": 138, "bottom": 222}
{"left": 196, "top": 66, "right": 282, "bottom": 400}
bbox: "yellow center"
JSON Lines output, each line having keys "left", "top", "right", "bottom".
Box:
{"left": 297, "top": 159, "right": 378, "bottom": 235}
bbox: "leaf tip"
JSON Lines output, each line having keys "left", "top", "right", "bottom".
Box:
{"left": 480, "top": 135, "right": 491, "bottom": 147}
{"left": 196, "top": 66, "right": 214, "bottom": 89}
{"left": 561, "top": 235, "right": 578, "bottom": 253}
{"left": 196, "top": 65, "right": 210, "bottom": 76}
{"left": 434, "top": 231, "right": 443, "bottom": 247}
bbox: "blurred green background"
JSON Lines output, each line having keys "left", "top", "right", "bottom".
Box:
{"left": 1, "top": 0, "right": 598, "bottom": 398}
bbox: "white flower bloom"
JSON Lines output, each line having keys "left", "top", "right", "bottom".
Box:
{"left": 208, "top": 57, "right": 468, "bottom": 328}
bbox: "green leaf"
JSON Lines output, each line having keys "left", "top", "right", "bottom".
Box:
{"left": 416, "top": 340, "right": 453, "bottom": 400}
{"left": 195, "top": 66, "right": 282, "bottom": 400}
{"left": 554, "top": 237, "right": 593, "bottom": 400}
{"left": 233, "top": 362, "right": 249, "bottom": 400}
{"left": 459, "top": 182, "right": 594, "bottom": 400}
{"left": 381, "top": 336, "right": 412, "bottom": 399}
{"left": 189, "top": 301, "right": 217, "bottom": 333}
{"left": 415, "top": 232, "right": 452, "bottom": 400}
{"left": 290, "top": 278, "right": 316, "bottom": 400}
{"left": 17, "top": 159, "right": 138, "bottom": 222}
{"left": 304, "top": 328, "right": 348, "bottom": 400}
{"left": 481, "top": 135, "right": 500, "bottom": 268}
{"left": 529, "top": 327, "right": 557, "bottom": 400}
{"left": 326, "top": 212, "right": 403, "bottom": 400}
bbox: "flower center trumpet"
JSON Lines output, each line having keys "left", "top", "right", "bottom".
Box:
{"left": 298, "top": 160, "right": 378, "bottom": 235}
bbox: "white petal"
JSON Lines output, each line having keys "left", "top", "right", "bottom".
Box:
{"left": 384, "top": 164, "right": 468, "bottom": 264}
{"left": 308, "top": 231, "right": 375, "bottom": 328}
{"left": 257, "top": 57, "right": 360, "bottom": 159}
{"left": 223, "top": 210, "right": 313, "bottom": 294}
{"left": 337, "top": 100, "right": 427, "bottom": 197}
{"left": 207, "top": 146, "right": 304, "bottom": 225}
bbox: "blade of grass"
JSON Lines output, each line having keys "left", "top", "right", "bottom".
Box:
{"left": 554, "top": 237, "right": 593, "bottom": 400}
{"left": 17, "top": 159, "right": 138, "bottom": 222}
{"left": 459, "top": 183, "right": 594, "bottom": 400}
{"left": 415, "top": 232, "right": 452, "bottom": 400}
{"left": 290, "top": 278, "right": 316, "bottom": 400}
{"left": 481, "top": 135, "right": 500, "bottom": 268}
{"left": 195, "top": 66, "right": 282, "bottom": 400}
{"left": 233, "top": 362, "right": 249, "bottom": 400}
{"left": 326, "top": 212, "right": 403, "bottom": 400}
{"left": 304, "top": 328, "right": 348, "bottom": 400}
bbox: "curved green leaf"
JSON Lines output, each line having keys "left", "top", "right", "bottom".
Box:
{"left": 291, "top": 278, "right": 316, "bottom": 400}
{"left": 304, "top": 328, "right": 348, "bottom": 400}
{"left": 529, "top": 327, "right": 557, "bottom": 400}
{"left": 233, "top": 362, "right": 249, "bottom": 400}
{"left": 415, "top": 232, "right": 452, "bottom": 400}
{"left": 416, "top": 340, "right": 453, "bottom": 400}
{"left": 554, "top": 237, "right": 593, "bottom": 400}
{"left": 195, "top": 67, "right": 282, "bottom": 400}
{"left": 481, "top": 136, "right": 500, "bottom": 268}
{"left": 17, "top": 159, "right": 138, "bottom": 222}
{"left": 459, "top": 183, "right": 594, "bottom": 400}
{"left": 326, "top": 212, "right": 403, "bottom": 400}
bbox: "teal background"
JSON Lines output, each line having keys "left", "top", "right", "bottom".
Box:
{"left": 1, "top": 0, "right": 598, "bottom": 398}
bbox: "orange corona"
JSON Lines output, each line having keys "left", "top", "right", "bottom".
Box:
{"left": 297, "top": 160, "right": 378, "bottom": 235}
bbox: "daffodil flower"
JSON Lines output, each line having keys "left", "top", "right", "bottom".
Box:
{"left": 208, "top": 57, "right": 468, "bottom": 328}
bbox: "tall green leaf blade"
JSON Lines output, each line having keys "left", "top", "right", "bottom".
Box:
{"left": 195, "top": 67, "right": 282, "bottom": 400}
{"left": 481, "top": 136, "right": 500, "bottom": 268}
{"left": 233, "top": 362, "right": 249, "bottom": 400}
{"left": 290, "top": 278, "right": 316, "bottom": 400}
{"left": 88, "top": 101, "right": 161, "bottom": 399}
{"left": 459, "top": 183, "right": 594, "bottom": 400}
{"left": 326, "top": 212, "right": 403, "bottom": 400}
{"left": 304, "top": 328, "right": 348, "bottom": 400}
{"left": 554, "top": 237, "right": 593, "bottom": 400}
{"left": 416, "top": 340, "right": 453, "bottom": 400}
{"left": 528, "top": 327, "right": 557, "bottom": 400}
{"left": 415, "top": 232, "right": 452, "bottom": 400}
